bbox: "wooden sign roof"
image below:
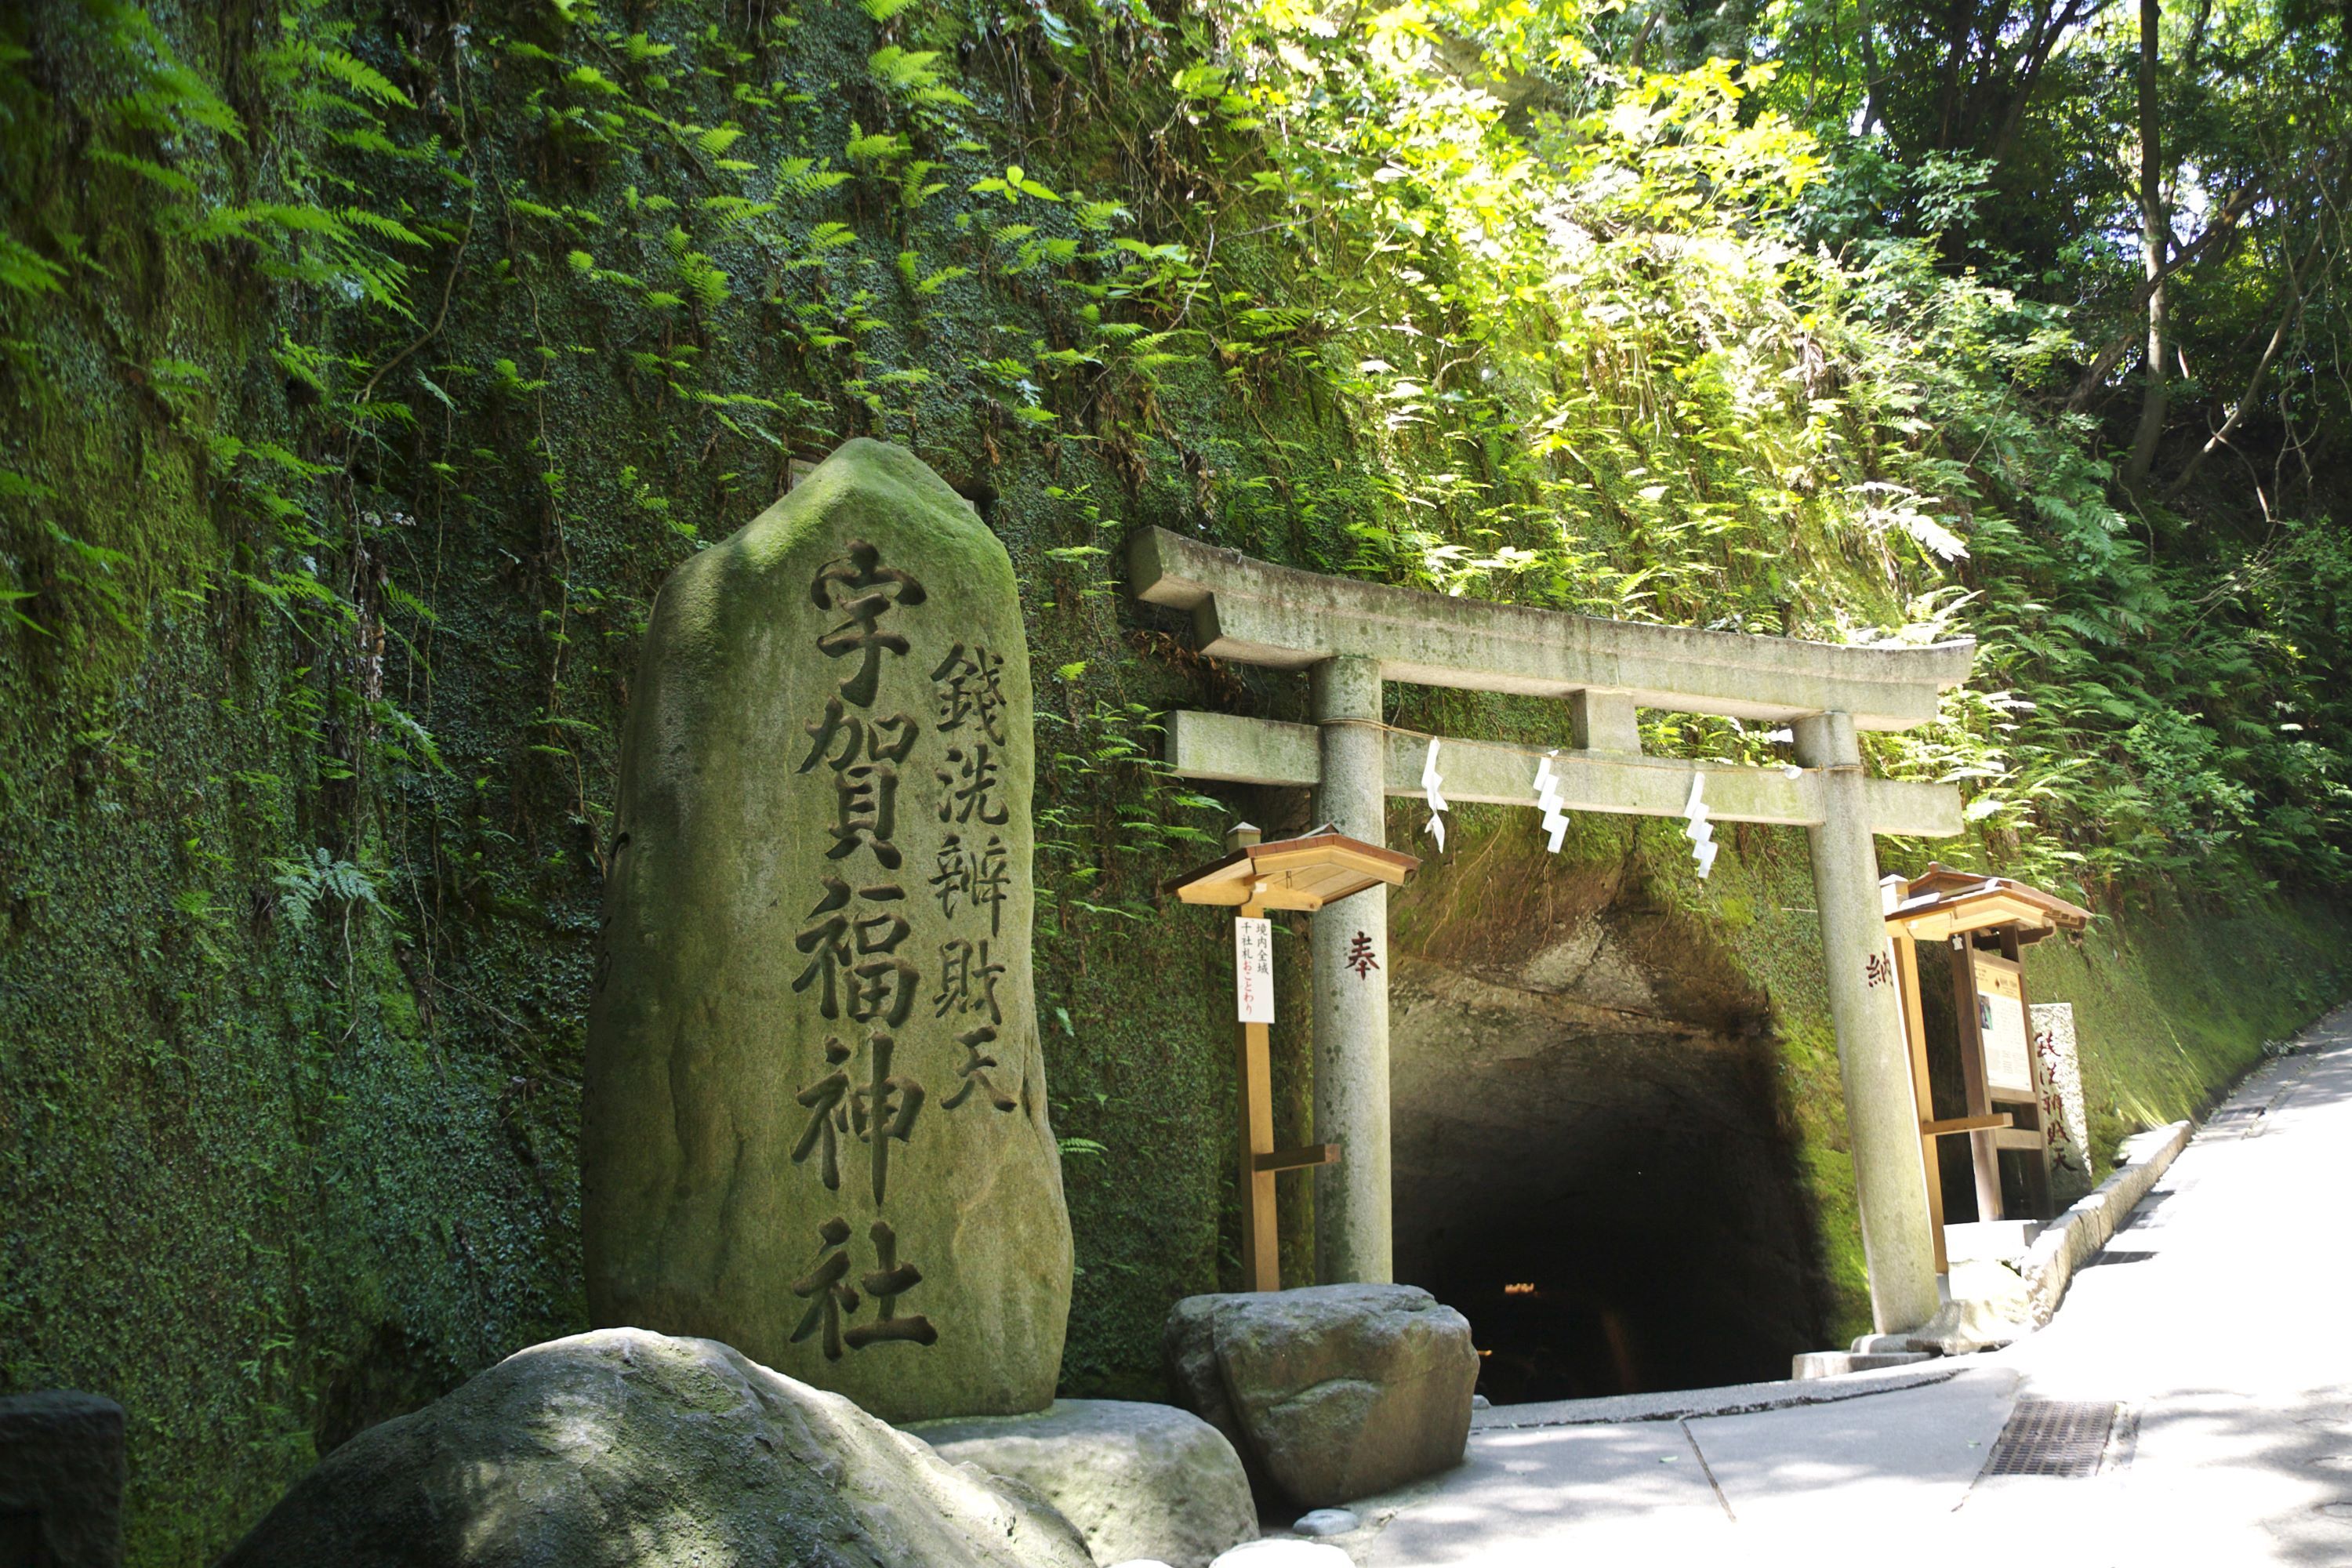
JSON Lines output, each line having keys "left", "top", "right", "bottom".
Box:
{"left": 1883, "top": 863, "right": 2092, "bottom": 943}
{"left": 1165, "top": 827, "right": 1420, "bottom": 913}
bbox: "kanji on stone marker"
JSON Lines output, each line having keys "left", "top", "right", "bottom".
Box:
{"left": 799, "top": 698, "right": 919, "bottom": 773}
{"left": 931, "top": 833, "right": 1011, "bottom": 935}
{"left": 846, "top": 1219, "right": 938, "bottom": 1349}
{"left": 937, "top": 743, "right": 1010, "bottom": 825}
{"left": 794, "top": 877, "right": 911, "bottom": 1020}
{"left": 931, "top": 642, "right": 1008, "bottom": 744}
{"left": 942, "top": 1023, "right": 1018, "bottom": 1112}
{"left": 790, "top": 1036, "right": 854, "bottom": 1190}
{"left": 788, "top": 1216, "right": 862, "bottom": 1360}
{"left": 1346, "top": 931, "right": 1380, "bottom": 978}
{"left": 931, "top": 938, "right": 1004, "bottom": 1024}
{"left": 811, "top": 541, "right": 927, "bottom": 708}
{"left": 849, "top": 1030, "right": 925, "bottom": 1207}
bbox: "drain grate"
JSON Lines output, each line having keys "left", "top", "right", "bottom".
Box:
{"left": 1980, "top": 1399, "right": 2118, "bottom": 1477}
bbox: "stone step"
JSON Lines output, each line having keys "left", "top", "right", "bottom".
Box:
{"left": 1791, "top": 1349, "right": 1936, "bottom": 1380}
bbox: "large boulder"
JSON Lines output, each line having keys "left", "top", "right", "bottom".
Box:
{"left": 0, "top": 1390, "right": 125, "bottom": 1568}
{"left": 219, "top": 1329, "right": 1093, "bottom": 1568}
{"left": 585, "top": 438, "right": 1073, "bottom": 1423}
{"left": 913, "top": 1399, "right": 1257, "bottom": 1568}
{"left": 1164, "top": 1285, "right": 1477, "bottom": 1508}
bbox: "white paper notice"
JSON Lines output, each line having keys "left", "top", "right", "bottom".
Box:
{"left": 1235, "top": 916, "right": 1275, "bottom": 1024}
{"left": 1974, "top": 953, "right": 2033, "bottom": 1095}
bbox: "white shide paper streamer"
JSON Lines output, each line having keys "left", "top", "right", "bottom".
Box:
{"left": 1683, "top": 771, "right": 1718, "bottom": 879}
{"left": 1421, "top": 737, "right": 1449, "bottom": 852}
{"left": 1533, "top": 750, "right": 1570, "bottom": 853}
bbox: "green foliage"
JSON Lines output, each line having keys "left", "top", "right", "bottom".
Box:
{"left": 268, "top": 848, "right": 382, "bottom": 931}
{"left": 2, "top": 0, "right": 2348, "bottom": 1560}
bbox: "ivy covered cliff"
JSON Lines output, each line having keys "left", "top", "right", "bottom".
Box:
{"left": 2, "top": 0, "right": 2347, "bottom": 1559}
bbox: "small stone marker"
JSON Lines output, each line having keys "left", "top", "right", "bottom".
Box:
{"left": 585, "top": 440, "right": 1073, "bottom": 1422}
{"left": 2031, "top": 1001, "right": 2092, "bottom": 1202}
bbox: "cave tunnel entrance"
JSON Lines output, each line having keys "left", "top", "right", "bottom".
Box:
{"left": 1389, "top": 859, "right": 1826, "bottom": 1405}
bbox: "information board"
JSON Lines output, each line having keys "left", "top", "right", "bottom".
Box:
{"left": 1235, "top": 916, "right": 1274, "bottom": 1024}
{"left": 1973, "top": 952, "right": 2033, "bottom": 1097}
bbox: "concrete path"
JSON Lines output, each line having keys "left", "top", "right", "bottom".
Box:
{"left": 1319, "top": 1008, "right": 2352, "bottom": 1565}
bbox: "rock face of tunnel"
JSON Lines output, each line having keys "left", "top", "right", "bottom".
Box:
{"left": 1389, "top": 843, "right": 1824, "bottom": 1404}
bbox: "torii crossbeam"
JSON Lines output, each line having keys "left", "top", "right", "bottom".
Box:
{"left": 1129, "top": 526, "right": 1976, "bottom": 1334}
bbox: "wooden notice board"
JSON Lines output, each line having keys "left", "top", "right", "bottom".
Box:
{"left": 1886, "top": 867, "right": 2093, "bottom": 1263}
{"left": 1972, "top": 953, "right": 2034, "bottom": 1099}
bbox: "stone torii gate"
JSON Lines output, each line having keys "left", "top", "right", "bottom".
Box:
{"left": 1127, "top": 526, "right": 1976, "bottom": 1334}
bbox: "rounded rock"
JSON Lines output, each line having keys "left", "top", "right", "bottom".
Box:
{"left": 914, "top": 1399, "right": 1256, "bottom": 1568}
{"left": 1211, "top": 1543, "right": 1354, "bottom": 1567}
{"left": 1291, "top": 1508, "right": 1359, "bottom": 1537}
{"left": 218, "top": 1329, "right": 1093, "bottom": 1568}
{"left": 1166, "top": 1283, "right": 1478, "bottom": 1508}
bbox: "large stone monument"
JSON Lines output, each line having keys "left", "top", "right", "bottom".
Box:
{"left": 585, "top": 439, "right": 1073, "bottom": 1422}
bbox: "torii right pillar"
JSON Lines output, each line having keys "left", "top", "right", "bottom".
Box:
{"left": 1795, "top": 712, "right": 1941, "bottom": 1334}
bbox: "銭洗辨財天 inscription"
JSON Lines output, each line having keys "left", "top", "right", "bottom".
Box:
{"left": 585, "top": 440, "right": 1072, "bottom": 1422}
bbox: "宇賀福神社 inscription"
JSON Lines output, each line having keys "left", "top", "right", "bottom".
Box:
{"left": 583, "top": 440, "right": 1072, "bottom": 1423}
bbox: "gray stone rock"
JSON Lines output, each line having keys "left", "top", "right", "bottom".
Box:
{"left": 1165, "top": 1284, "right": 1478, "bottom": 1508}
{"left": 1211, "top": 1544, "right": 1352, "bottom": 1568}
{"left": 219, "top": 1329, "right": 1093, "bottom": 1568}
{"left": 1290, "top": 1508, "right": 1358, "bottom": 1537}
{"left": 913, "top": 1399, "right": 1255, "bottom": 1568}
{"left": 0, "top": 1391, "right": 125, "bottom": 1568}
{"left": 585, "top": 438, "right": 1073, "bottom": 1423}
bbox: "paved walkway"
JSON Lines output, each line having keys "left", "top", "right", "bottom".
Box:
{"left": 1324, "top": 1008, "right": 2352, "bottom": 1565}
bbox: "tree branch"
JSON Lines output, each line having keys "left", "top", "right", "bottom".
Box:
{"left": 2119, "top": 0, "right": 2168, "bottom": 492}
{"left": 2161, "top": 220, "right": 2331, "bottom": 502}
{"left": 2065, "top": 181, "right": 2261, "bottom": 412}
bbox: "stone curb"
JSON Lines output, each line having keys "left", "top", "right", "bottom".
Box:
{"left": 1467, "top": 1359, "right": 1962, "bottom": 1431}
{"left": 2020, "top": 1118, "right": 2191, "bottom": 1329}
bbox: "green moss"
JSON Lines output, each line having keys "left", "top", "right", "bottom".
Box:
{"left": 2, "top": 4, "right": 2348, "bottom": 1562}
{"left": 2024, "top": 886, "right": 2352, "bottom": 1171}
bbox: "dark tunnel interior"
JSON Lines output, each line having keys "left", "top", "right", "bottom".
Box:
{"left": 1389, "top": 869, "right": 1829, "bottom": 1405}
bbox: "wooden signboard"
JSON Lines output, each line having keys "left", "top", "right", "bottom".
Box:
{"left": 1885, "top": 867, "right": 2093, "bottom": 1269}
{"left": 1972, "top": 953, "right": 2034, "bottom": 1099}
{"left": 1167, "top": 825, "right": 1417, "bottom": 1291}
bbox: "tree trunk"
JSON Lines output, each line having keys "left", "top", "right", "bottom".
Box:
{"left": 2122, "top": 0, "right": 2167, "bottom": 492}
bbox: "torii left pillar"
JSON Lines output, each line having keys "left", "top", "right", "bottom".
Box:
{"left": 1312, "top": 655, "right": 1392, "bottom": 1284}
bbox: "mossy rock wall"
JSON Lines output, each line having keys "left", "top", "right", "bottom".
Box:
{"left": 2, "top": 5, "right": 2348, "bottom": 1563}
